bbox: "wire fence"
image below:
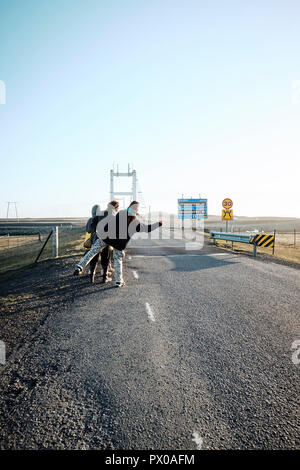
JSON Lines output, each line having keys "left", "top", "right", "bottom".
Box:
{"left": 0, "top": 233, "right": 42, "bottom": 250}
{"left": 0, "top": 226, "right": 85, "bottom": 274}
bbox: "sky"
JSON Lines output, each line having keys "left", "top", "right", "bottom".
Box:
{"left": 0, "top": 0, "right": 299, "bottom": 218}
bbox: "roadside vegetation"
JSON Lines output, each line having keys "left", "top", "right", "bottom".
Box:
{"left": 0, "top": 228, "right": 85, "bottom": 275}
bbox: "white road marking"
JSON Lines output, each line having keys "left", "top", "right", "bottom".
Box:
{"left": 130, "top": 245, "right": 187, "bottom": 248}
{"left": 132, "top": 270, "right": 139, "bottom": 279}
{"left": 191, "top": 431, "right": 203, "bottom": 450}
{"left": 145, "top": 302, "right": 155, "bottom": 322}
{"left": 132, "top": 254, "right": 218, "bottom": 258}
{"left": 207, "top": 253, "right": 231, "bottom": 256}
{"left": 185, "top": 242, "right": 204, "bottom": 250}
{"left": 131, "top": 252, "right": 236, "bottom": 259}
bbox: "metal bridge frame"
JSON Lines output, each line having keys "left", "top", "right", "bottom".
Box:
{"left": 110, "top": 165, "right": 137, "bottom": 203}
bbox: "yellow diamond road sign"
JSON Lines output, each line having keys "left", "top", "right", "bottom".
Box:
{"left": 222, "top": 209, "right": 233, "bottom": 221}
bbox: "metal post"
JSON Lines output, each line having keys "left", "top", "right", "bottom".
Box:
{"left": 110, "top": 170, "right": 114, "bottom": 200}
{"left": 158, "top": 212, "right": 162, "bottom": 240}
{"left": 253, "top": 244, "right": 257, "bottom": 257}
{"left": 273, "top": 229, "right": 276, "bottom": 255}
{"left": 52, "top": 226, "right": 58, "bottom": 258}
{"left": 132, "top": 170, "right": 137, "bottom": 201}
{"left": 147, "top": 206, "right": 151, "bottom": 240}
{"left": 35, "top": 231, "right": 52, "bottom": 263}
{"left": 14, "top": 202, "right": 19, "bottom": 222}
{"left": 225, "top": 221, "right": 228, "bottom": 232}
{"left": 170, "top": 214, "right": 174, "bottom": 240}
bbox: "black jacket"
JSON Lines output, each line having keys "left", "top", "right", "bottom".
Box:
{"left": 86, "top": 207, "right": 109, "bottom": 244}
{"left": 97, "top": 209, "right": 161, "bottom": 251}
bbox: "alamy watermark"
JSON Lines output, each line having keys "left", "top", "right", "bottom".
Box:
{"left": 96, "top": 203, "right": 205, "bottom": 251}
{"left": 0, "top": 80, "right": 6, "bottom": 104}
{"left": 291, "top": 80, "right": 300, "bottom": 105}
{"left": 291, "top": 340, "right": 300, "bottom": 365}
{"left": 0, "top": 340, "right": 6, "bottom": 365}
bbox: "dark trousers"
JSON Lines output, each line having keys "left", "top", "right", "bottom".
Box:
{"left": 89, "top": 245, "right": 112, "bottom": 277}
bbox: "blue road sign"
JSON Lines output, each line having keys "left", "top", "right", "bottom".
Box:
{"left": 178, "top": 198, "right": 208, "bottom": 219}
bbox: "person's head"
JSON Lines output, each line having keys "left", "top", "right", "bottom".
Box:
{"left": 107, "top": 199, "right": 120, "bottom": 214}
{"left": 91, "top": 204, "right": 101, "bottom": 217}
{"left": 127, "top": 201, "right": 140, "bottom": 217}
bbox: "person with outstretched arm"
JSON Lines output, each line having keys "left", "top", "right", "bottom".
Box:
{"left": 74, "top": 201, "right": 162, "bottom": 287}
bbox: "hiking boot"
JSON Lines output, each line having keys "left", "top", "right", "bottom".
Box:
{"left": 115, "top": 281, "right": 125, "bottom": 287}
{"left": 73, "top": 267, "right": 82, "bottom": 276}
{"left": 102, "top": 266, "right": 112, "bottom": 283}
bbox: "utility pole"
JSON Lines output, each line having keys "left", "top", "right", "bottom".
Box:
{"left": 6, "top": 201, "right": 19, "bottom": 221}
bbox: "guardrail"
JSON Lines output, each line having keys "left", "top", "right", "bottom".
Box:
{"left": 210, "top": 231, "right": 275, "bottom": 257}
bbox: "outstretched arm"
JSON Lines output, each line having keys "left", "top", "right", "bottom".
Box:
{"left": 136, "top": 220, "right": 162, "bottom": 233}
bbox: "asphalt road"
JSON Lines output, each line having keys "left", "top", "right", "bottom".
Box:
{"left": 0, "top": 232, "right": 299, "bottom": 450}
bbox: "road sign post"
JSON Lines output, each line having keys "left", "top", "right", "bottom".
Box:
{"left": 52, "top": 226, "right": 58, "bottom": 258}
{"left": 222, "top": 199, "right": 233, "bottom": 232}
{"left": 253, "top": 244, "right": 257, "bottom": 257}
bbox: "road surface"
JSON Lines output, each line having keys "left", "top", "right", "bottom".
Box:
{"left": 0, "top": 232, "right": 299, "bottom": 449}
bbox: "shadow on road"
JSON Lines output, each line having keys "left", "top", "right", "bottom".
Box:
{"left": 168, "top": 254, "right": 239, "bottom": 272}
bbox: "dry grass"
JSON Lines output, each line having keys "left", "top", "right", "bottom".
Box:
{"left": 205, "top": 215, "right": 300, "bottom": 232}
{"left": 0, "top": 228, "right": 85, "bottom": 274}
{"left": 0, "top": 235, "right": 41, "bottom": 251}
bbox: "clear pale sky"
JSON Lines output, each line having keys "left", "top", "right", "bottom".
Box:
{"left": 0, "top": 0, "right": 299, "bottom": 218}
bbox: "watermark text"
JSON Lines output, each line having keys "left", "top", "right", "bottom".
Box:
{"left": 0, "top": 80, "right": 6, "bottom": 104}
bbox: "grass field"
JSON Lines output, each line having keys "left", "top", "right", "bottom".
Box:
{"left": 0, "top": 228, "right": 85, "bottom": 275}
{"left": 0, "top": 235, "right": 40, "bottom": 251}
